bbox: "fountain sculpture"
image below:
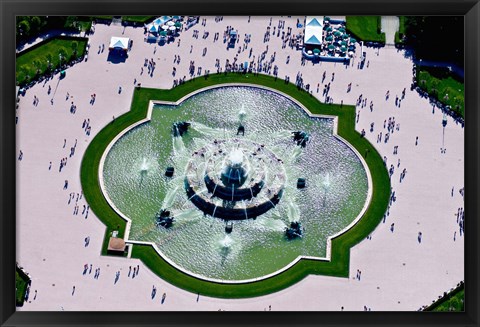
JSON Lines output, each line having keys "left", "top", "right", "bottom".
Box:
{"left": 292, "top": 131, "right": 310, "bottom": 147}
{"left": 285, "top": 221, "right": 303, "bottom": 239}
{"left": 155, "top": 209, "right": 175, "bottom": 228}
{"left": 172, "top": 121, "right": 191, "bottom": 137}
{"left": 184, "top": 138, "right": 286, "bottom": 220}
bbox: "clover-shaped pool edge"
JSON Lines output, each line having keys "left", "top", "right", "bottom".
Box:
{"left": 80, "top": 75, "right": 390, "bottom": 298}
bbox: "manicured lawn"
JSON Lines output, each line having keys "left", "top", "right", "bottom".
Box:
{"left": 16, "top": 37, "right": 87, "bottom": 85}
{"left": 16, "top": 268, "right": 30, "bottom": 306}
{"left": 91, "top": 16, "right": 113, "bottom": 20}
{"left": 81, "top": 72, "right": 390, "bottom": 298}
{"left": 425, "top": 284, "right": 464, "bottom": 311}
{"left": 416, "top": 68, "right": 464, "bottom": 118}
{"left": 122, "top": 16, "right": 155, "bottom": 23}
{"left": 346, "top": 16, "right": 386, "bottom": 43}
{"left": 89, "top": 16, "right": 154, "bottom": 23}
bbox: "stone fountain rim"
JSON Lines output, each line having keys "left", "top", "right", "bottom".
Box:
{"left": 96, "top": 83, "right": 373, "bottom": 284}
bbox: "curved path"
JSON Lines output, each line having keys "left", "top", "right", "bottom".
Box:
{"left": 16, "top": 16, "right": 463, "bottom": 311}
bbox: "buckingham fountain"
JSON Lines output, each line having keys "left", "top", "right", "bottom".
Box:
{"left": 185, "top": 138, "right": 286, "bottom": 221}
{"left": 101, "top": 86, "right": 368, "bottom": 281}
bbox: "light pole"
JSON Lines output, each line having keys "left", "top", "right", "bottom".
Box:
{"left": 441, "top": 113, "right": 447, "bottom": 153}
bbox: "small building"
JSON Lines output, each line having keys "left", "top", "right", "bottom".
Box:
{"left": 304, "top": 17, "right": 324, "bottom": 48}
{"left": 109, "top": 36, "right": 130, "bottom": 53}
{"left": 107, "top": 237, "right": 127, "bottom": 255}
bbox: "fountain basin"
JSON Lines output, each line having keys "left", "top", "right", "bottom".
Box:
{"left": 99, "top": 85, "right": 371, "bottom": 281}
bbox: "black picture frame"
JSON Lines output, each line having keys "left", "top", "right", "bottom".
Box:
{"left": 1, "top": 0, "right": 478, "bottom": 326}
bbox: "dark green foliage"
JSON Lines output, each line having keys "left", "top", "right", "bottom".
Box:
{"left": 64, "top": 16, "right": 79, "bottom": 29}
{"left": 16, "top": 16, "right": 67, "bottom": 43}
{"left": 404, "top": 16, "right": 464, "bottom": 68}
{"left": 71, "top": 41, "right": 78, "bottom": 56}
{"left": 15, "top": 267, "right": 30, "bottom": 306}
{"left": 416, "top": 66, "right": 464, "bottom": 118}
{"left": 17, "top": 19, "right": 30, "bottom": 36}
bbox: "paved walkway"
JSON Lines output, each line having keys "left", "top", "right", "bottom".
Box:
{"left": 16, "top": 16, "right": 463, "bottom": 311}
{"left": 381, "top": 16, "right": 400, "bottom": 46}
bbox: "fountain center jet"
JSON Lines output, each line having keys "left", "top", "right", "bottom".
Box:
{"left": 184, "top": 138, "right": 286, "bottom": 220}
{"left": 221, "top": 148, "right": 247, "bottom": 187}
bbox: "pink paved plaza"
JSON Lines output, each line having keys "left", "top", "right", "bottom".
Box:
{"left": 16, "top": 16, "right": 464, "bottom": 311}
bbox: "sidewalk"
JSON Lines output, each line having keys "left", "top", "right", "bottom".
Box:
{"left": 381, "top": 16, "right": 400, "bottom": 46}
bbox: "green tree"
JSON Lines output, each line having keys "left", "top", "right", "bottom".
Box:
{"left": 453, "top": 96, "right": 463, "bottom": 112}
{"left": 58, "top": 47, "right": 68, "bottom": 64}
{"left": 29, "top": 16, "right": 42, "bottom": 33}
{"left": 18, "top": 66, "right": 30, "bottom": 84}
{"left": 32, "top": 59, "right": 42, "bottom": 75}
{"left": 449, "top": 297, "right": 461, "bottom": 311}
{"left": 404, "top": 16, "right": 464, "bottom": 68}
{"left": 430, "top": 80, "right": 439, "bottom": 97}
{"left": 18, "top": 20, "right": 30, "bottom": 36}
{"left": 64, "top": 16, "right": 79, "bottom": 29}
{"left": 420, "top": 79, "right": 427, "bottom": 90}
{"left": 443, "top": 87, "right": 451, "bottom": 102}
{"left": 71, "top": 41, "right": 78, "bottom": 58}
{"left": 45, "top": 53, "right": 53, "bottom": 71}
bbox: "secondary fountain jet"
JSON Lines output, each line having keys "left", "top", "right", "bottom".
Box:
{"left": 285, "top": 221, "right": 303, "bottom": 239}
{"left": 155, "top": 209, "right": 175, "bottom": 228}
{"left": 172, "top": 122, "right": 191, "bottom": 137}
{"left": 236, "top": 125, "right": 245, "bottom": 136}
{"left": 292, "top": 131, "right": 310, "bottom": 147}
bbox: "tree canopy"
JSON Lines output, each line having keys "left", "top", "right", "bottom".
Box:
{"left": 404, "top": 16, "right": 464, "bottom": 68}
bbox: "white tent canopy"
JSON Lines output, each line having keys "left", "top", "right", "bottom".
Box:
{"left": 148, "top": 25, "right": 158, "bottom": 33}
{"left": 152, "top": 16, "right": 172, "bottom": 26}
{"left": 304, "top": 16, "right": 324, "bottom": 46}
{"left": 109, "top": 37, "right": 130, "bottom": 50}
{"left": 306, "top": 17, "right": 323, "bottom": 27}
{"left": 145, "top": 16, "right": 172, "bottom": 34}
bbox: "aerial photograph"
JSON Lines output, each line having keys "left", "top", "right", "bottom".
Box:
{"left": 15, "top": 15, "right": 464, "bottom": 311}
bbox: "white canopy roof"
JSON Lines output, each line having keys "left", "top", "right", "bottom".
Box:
{"left": 304, "top": 16, "right": 324, "bottom": 46}
{"left": 144, "top": 17, "right": 172, "bottom": 36}
{"left": 109, "top": 37, "right": 130, "bottom": 50}
{"left": 306, "top": 17, "right": 323, "bottom": 27}
{"left": 152, "top": 16, "right": 172, "bottom": 26}
{"left": 148, "top": 25, "right": 158, "bottom": 33}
